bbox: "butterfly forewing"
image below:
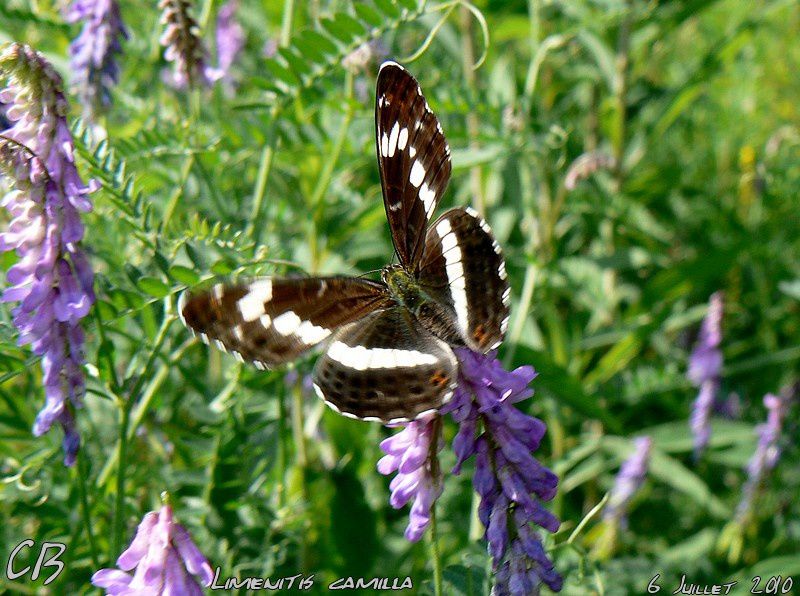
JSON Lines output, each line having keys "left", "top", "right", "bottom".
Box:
{"left": 179, "top": 277, "right": 390, "bottom": 368}
{"left": 376, "top": 61, "right": 452, "bottom": 271}
{"left": 418, "top": 207, "right": 511, "bottom": 352}
{"left": 313, "top": 306, "right": 458, "bottom": 423}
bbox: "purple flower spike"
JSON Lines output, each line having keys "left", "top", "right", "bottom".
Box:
{"left": 446, "top": 349, "right": 562, "bottom": 594}
{"left": 377, "top": 416, "right": 443, "bottom": 542}
{"left": 65, "top": 0, "right": 127, "bottom": 118}
{"left": 159, "top": 0, "right": 219, "bottom": 89}
{"left": 736, "top": 393, "right": 788, "bottom": 522}
{"left": 603, "top": 436, "right": 653, "bottom": 528}
{"left": 92, "top": 504, "right": 214, "bottom": 594}
{"left": 0, "top": 43, "right": 96, "bottom": 466}
{"left": 688, "top": 292, "right": 724, "bottom": 458}
{"left": 215, "top": 0, "right": 244, "bottom": 88}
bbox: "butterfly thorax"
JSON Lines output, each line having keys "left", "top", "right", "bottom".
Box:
{"left": 382, "top": 264, "right": 466, "bottom": 348}
{"left": 382, "top": 264, "right": 422, "bottom": 310}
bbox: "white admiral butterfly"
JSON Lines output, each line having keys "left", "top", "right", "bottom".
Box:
{"left": 180, "top": 62, "right": 510, "bottom": 423}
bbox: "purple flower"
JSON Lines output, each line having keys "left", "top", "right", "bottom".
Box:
{"left": 65, "top": 0, "right": 127, "bottom": 117}
{"left": 0, "top": 100, "right": 9, "bottom": 130}
{"left": 445, "top": 349, "right": 562, "bottom": 594}
{"left": 0, "top": 43, "right": 96, "bottom": 466}
{"left": 342, "top": 39, "right": 388, "bottom": 73}
{"left": 215, "top": 0, "right": 244, "bottom": 87}
{"left": 688, "top": 292, "right": 724, "bottom": 457}
{"left": 92, "top": 504, "right": 214, "bottom": 594}
{"left": 377, "top": 415, "right": 443, "bottom": 542}
{"left": 159, "top": 0, "right": 219, "bottom": 89}
{"left": 735, "top": 393, "right": 788, "bottom": 522}
{"left": 603, "top": 436, "right": 653, "bottom": 528}
{"left": 564, "top": 151, "right": 617, "bottom": 191}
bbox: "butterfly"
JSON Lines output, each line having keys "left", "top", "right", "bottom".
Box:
{"left": 179, "top": 61, "right": 510, "bottom": 424}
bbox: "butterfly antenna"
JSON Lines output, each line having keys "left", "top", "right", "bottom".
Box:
{"left": 358, "top": 268, "right": 384, "bottom": 279}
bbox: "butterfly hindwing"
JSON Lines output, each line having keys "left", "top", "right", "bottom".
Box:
{"left": 418, "top": 207, "right": 511, "bottom": 352}
{"left": 313, "top": 306, "right": 458, "bottom": 423}
{"left": 376, "top": 61, "right": 452, "bottom": 271}
{"left": 179, "top": 277, "right": 390, "bottom": 368}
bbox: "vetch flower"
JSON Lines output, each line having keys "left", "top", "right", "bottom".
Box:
{"left": 65, "top": 0, "right": 127, "bottom": 118}
{"left": 445, "top": 349, "right": 562, "bottom": 594}
{"left": 377, "top": 415, "right": 443, "bottom": 542}
{"left": 215, "top": 0, "right": 244, "bottom": 87}
{"left": 564, "top": 151, "right": 616, "bottom": 191}
{"left": 342, "top": 39, "right": 388, "bottom": 73}
{"left": 92, "top": 504, "right": 214, "bottom": 594}
{"left": 0, "top": 43, "right": 96, "bottom": 466}
{"left": 343, "top": 39, "right": 388, "bottom": 103}
{"left": 688, "top": 291, "right": 723, "bottom": 457}
{"left": 603, "top": 436, "right": 653, "bottom": 528}
{"left": 159, "top": 0, "right": 218, "bottom": 89}
{"left": 735, "top": 393, "right": 788, "bottom": 523}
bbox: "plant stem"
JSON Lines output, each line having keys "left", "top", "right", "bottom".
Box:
{"left": 280, "top": 0, "right": 295, "bottom": 45}
{"left": 459, "top": 6, "right": 485, "bottom": 214}
{"left": 429, "top": 504, "right": 443, "bottom": 596}
{"left": 112, "top": 309, "right": 175, "bottom": 555}
{"left": 428, "top": 416, "right": 443, "bottom": 596}
{"left": 247, "top": 140, "right": 275, "bottom": 244}
{"left": 309, "top": 71, "right": 355, "bottom": 270}
{"left": 613, "top": 1, "right": 632, "bottom": 188}
{"left": 277, "top": 388, "right": 287, "bottom": 509}
{"left": 76, "top": 451, "right": 99, "bottom": 568}
{"left": 503, "top": 261, "right": 538, "bottom": 367}
{"left": 247, "top": 0, "right": 294, "bottom": 243}
{"left": 113, "top": 397, "right": 131, "bottom": 556}
{"left": 161, "top": 153, "right": 195, "bottom": 233}
{"left": 291, "top": 385, "right": 308, "bottom": 467}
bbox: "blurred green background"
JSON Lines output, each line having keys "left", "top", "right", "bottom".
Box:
{"left": 1, "top": 0, "right": 799, "bottom": 593}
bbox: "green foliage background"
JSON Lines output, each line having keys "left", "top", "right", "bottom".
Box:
{"left": 1, "top": 0, "right": 799, "bottom": 594}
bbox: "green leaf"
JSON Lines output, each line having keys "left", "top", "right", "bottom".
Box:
{"left": 513, "top": 346, "right": 622, "bottom": 432}
{"left": 137, "top": 277, "right": 170, "bottom": 298}
{"left": 374, "top": 0, "right": 401, "bottom": 19}
{"left": 321, "top": 14, "right": 367, "bottom": 44}
{"left": 297, "top": 30, "right": 339, "bottom": 60}
{"left": 168, "top": 265, "right": 201, "bottom": 286}
{"left": 354, "top": 3, "right": 383, "bottom": 28}
{"left": 583, "top": 334, "right": 642, "bottom": 387}
{"left": 647, "top": 448, "right": 729, "bottom": 518}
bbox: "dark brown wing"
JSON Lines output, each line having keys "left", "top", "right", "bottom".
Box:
{"left": 418, "top": 207, "right": 510, "bottom": 352}
{"left": 179, "top": 277, "right": 391, "bottom": 368}
{"left": 313, "top": 306, "right": 457, "bottom": 423}
{"left": 376, "top": 61, "right": 452, "bottom": 272}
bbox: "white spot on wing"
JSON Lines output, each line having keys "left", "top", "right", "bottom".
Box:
{"left": 272, "top": 311, "right": 301, "bottom": 336}
{"left": 177, "top": 291, "right": 189, "bottom": 325}
{"left": 409, "top": 146, "right": 417, "bottom": 158}
{"left": 295, "top": 320, "right": 330, "bottom": 344}
{"left": 387, "top": 122, "right": 400, "bottom": 157}
{"left": 326, "top": 342, "right": 438, "bottom": 370}
{"left": 237, "top": 279, "right": 272, "bottom": 322}
{"left": 498, "top": 260, "right": 508, "bottom": 280}
{"left": 380, "top": 60, "right": 404, "bottom": 73}
{"left": 397, "top": 127, "right": 409, "bottom": 151}
{"left": 381, "top": 132, "right": 389, "bottom": 157}
{"left": 438, "top": 222, "right": 469, "bottom": 334}
{"left": 419, "top": 183, "right": 436, "bottom": 216}
{"left": 409, "top": 161, "right": 425, "bottom": 187}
